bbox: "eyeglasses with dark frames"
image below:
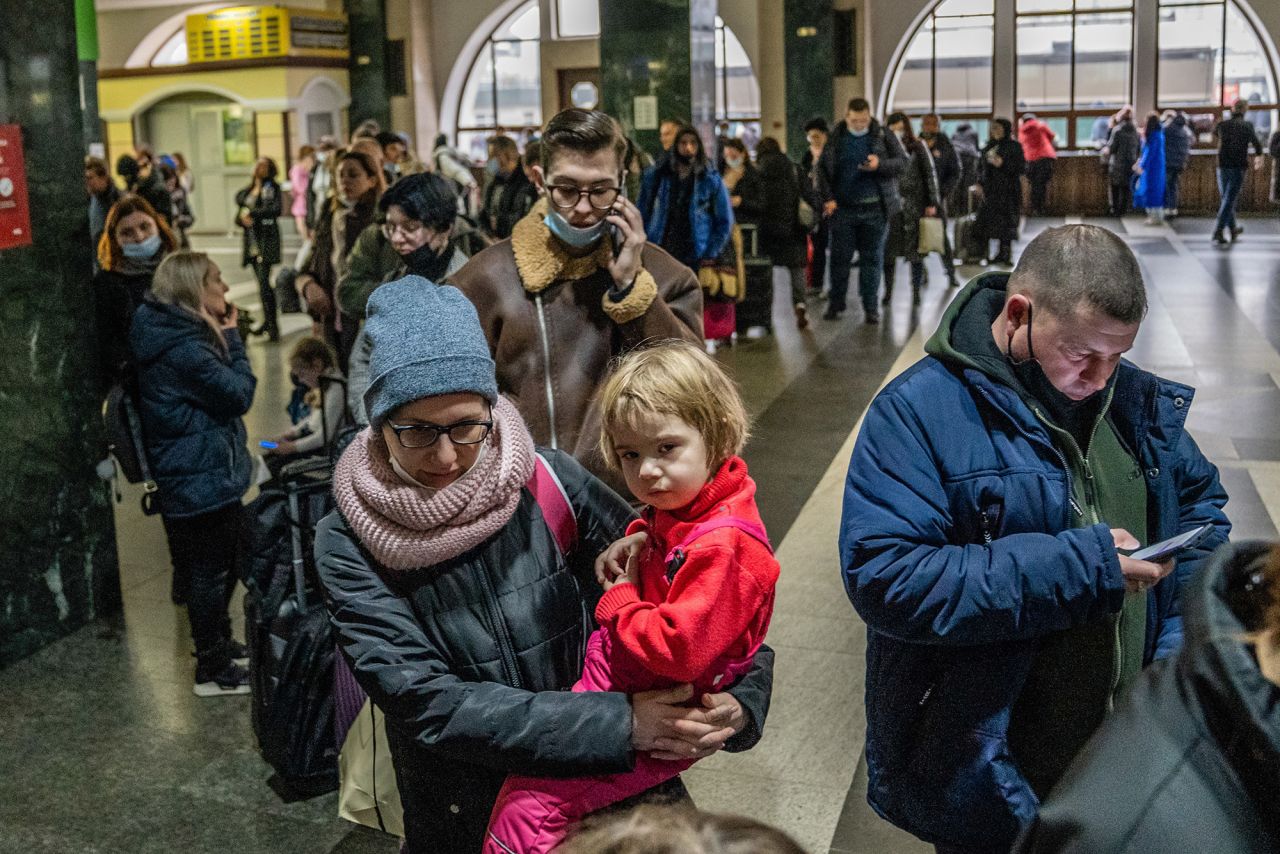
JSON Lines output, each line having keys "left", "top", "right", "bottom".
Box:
{"left": 546, "top": 183, "right": 622, "bottom": 211}
{"left": 386, "top": 416, "right": 493, "bottom": 449}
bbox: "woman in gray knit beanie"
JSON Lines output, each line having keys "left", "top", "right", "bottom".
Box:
{"left": 314, "top": 276, "right": 773, "bottom": 853}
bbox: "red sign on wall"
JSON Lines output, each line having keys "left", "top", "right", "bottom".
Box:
{"left": 0, "top": 125, "right": 33, "bottom": 251}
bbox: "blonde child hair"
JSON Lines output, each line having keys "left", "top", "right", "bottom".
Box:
{"left": 288, "top": 336, "right": 339, "bottom": 409}
{"left": 597, "top": 339, "right": 750, "bottom": 472}
{"left": 150, "top": 251, "right": 226, "bottom": 355}
{"left": 558, "top": 803, "right": 806, "bottom": 854}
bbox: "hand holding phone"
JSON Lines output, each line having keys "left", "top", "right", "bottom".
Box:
{"left": 1127, "top": 523, "right": 1215, "bottom": 563}
{"left": 259, "top": 440, "right": 278, "bottom": 450}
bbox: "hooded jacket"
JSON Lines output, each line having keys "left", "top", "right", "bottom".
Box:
{"left": 839, "top": 273, "right": 1230, "bottom": 848}
{"left": 447, "top": 202, "right": 703, "bottom": 494}
{"left": 315, "top": 447, "right": 774, "bottom": 853}
{"left": 1163, "top": 114, "right": 1194, "bottom": 172}
{"left": 1016, "top": 541, "right": 1280, "bottom": 853}
{"left": 638, "top": 150, "right": 734, "bottom": 265}
{"left": 129, "top": 300, "right": 256, "bottom": 518}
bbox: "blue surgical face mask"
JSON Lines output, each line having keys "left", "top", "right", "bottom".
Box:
{"left": 543, "top": 209, "right": 607, "bottom": 250}
{"left": 121, "top": 233, "right": 162, "bottom": 259}
{"left": 485, "top": 157, "right": 501, "bottom": 177}
{"left": 850, "top": 125, "right": 870, "bottom": 138}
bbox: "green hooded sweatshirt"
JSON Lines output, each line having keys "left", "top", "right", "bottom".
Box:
{"left": 925, "top": 273, "right": 1149, "bottom": 797}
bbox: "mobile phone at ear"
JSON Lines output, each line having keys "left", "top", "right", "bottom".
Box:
{"left": 609, "top": 218, "right": 624, "bottom": 260}
{"left": 1127, "top": 523, "right": 1215, "bottom": 563}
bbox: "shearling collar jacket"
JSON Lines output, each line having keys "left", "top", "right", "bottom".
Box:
{"left": 448, "top": 205, "right": 703, "bottom": 493}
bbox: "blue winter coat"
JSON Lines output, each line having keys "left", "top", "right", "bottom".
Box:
{"left": 129, "top": 300, "right": 256, "bottom": 518}
{"left": 1134, "top": 127, "right": 1166, "bottom": 209}
{"left": 839, "top": 276, "right": 1230, "bottom": 848}
{"left": 637, "top": 158, "right": 733, "bottom": 264}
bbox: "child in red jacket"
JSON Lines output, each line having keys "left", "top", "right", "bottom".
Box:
{"left": 484, "top": 340, "right": 780, "bottom": 854}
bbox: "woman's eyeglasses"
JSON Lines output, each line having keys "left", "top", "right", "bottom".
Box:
{"left": 386, "top": 418, "right": 493, "bottom": 449}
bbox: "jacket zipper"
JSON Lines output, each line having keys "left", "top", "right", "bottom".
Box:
{"left": 974, "top": 385, "right": 1081, "bottom": 519}
{"left": 534, "top": 294, "right": 559, "bottom": 449}
{"left": 476, "top": 565, "right": 522, "bottom": 689}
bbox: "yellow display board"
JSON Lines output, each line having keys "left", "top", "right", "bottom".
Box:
{"left": 185, "top": 6, "right": 348, "bottom": 63}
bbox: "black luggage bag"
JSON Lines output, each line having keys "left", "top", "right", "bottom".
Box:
{"left": 243, "top": 456, "right": 339, "bottom": 798}
{"left": 735, "top": 224, "right": 775, "bottom": 334}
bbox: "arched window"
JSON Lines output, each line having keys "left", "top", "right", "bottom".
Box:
{"left": 1157, "top": 0, "right": 1278, "bottom": 146}
{"left": 1015, "top": 0, "right": 1134, "bottom": 149}
{"left": 456, "top": 2, "right": 543, "bottom": 163}
{"left": 451, "top": 2, "right": 762, "bottom": 159}
{"left": 888, "top": 0, "right": 995, "bottom": 140}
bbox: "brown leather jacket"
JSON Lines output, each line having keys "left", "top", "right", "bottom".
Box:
{"left": 449, "top": 206, "right": 703, "bottom": 492}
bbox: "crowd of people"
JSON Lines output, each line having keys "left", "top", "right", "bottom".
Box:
{"left": 81, "top": 102, "right": 1280, "bottom": 854}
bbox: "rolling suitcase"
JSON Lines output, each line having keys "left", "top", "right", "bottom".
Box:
{"left": 955, "top": 188, "right": 985, "bottom": 264}
{"left": 245, "top": 456, "right": 340, "bottom": 798}
{"left": 735, "top": 224, "right": 774, "bottom": 334}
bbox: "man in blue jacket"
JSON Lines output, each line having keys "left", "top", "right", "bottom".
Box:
{"left": 840, "top": 224, "right": 1230, "bottom": 853}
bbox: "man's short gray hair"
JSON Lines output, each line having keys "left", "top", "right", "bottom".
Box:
{"left": 1008, "top": 224, "right": 1147, "bottom": 324}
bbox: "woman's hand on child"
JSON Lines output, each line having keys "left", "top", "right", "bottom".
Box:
{"left": 596, "top": 532, "right": 647, "bottom": 587}
{"left": 630, "top": 684, "right": 740, "bottom": 761}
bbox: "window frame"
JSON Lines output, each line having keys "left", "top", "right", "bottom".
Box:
{"left": 455, "top": 2, "right": 543, "bottom": 150}
{"left": 1014, "top": 0, "right": 1136, "bottom": 150}
{"left": 888, "top": 3, "right": 996, "bottom": 131}
{"left": 1153, "top": 0, "right": 1280, "bottom": 148}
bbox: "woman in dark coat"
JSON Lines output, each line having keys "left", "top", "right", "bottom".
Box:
{"left": 1016, "top": 540, "right": 1280, "bottom": 853}
{"left": 882, "top": 113, "right": 943, "bottom": 306}
{"left": 299, "top": 149, "right": 383, "bottom": 369}
{"left": 130, "top": 251, "right": 257, "bottom": 696}
{"left": 1104, "top": 111, "right": 1141, "bottom": 217}
{"left": 235, "top": 157, "right": 283, "bottom": 340}
{"left": 754, "top": 137, "right": 810, "bottom": 328}
{"left": 974, "top": 117, "right": 1025, "bottom": 266}
{"left": 316, "top": 280, "right": 774, "bottom": 854}
{"left": 92, "top": 193, "right": 180, "bottom": 391}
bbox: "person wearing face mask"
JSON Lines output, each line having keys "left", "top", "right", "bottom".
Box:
{"left": 86, "top": 156, "right": 122, "bottom": 271}
{"left": 881, "top": 113, "right": 944, "bottom": 307}
{"left": 637, "top": 125, "right": 734, "bottom": 300}
{"left": 297, "top": 149, "right": 385, "bottom": 368}
{"left": 235, "top": 157, "right": 283, "bottom": 340}
{"left": 339, "top": 172, "right": 469, "bottom": 424}
{"left": 130, "top": 251, "right": 257, "bottom": 697}
{"left": 92, "top": 193, "right": 180, "bottom": 390}
{"left": 815, "top": 98, "right": 909, "bottom": 324}
{"left": 449, "top": 109, "right": 702, "bottom": 495}
{"left": 115, "top": 150, "right": 174, "bottom": 226}
{"left": 839, "top": 224, "right": 1230, "bottom": 854}
{"left": 314, "top": 280, "right": 773, "bottom": 854}
{"left": 479, "top": 134, "right": 537, "bottom": 243}
{"left": 974, "top": 118, "right": 1026, "bottom": 266}
{"left": 800, "top": 117, "right": 831, "bottom": 296}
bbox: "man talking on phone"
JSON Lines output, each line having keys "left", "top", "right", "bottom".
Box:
{"left": 449, "top": 108, "right": 702, "bottom": 491}
{"left": 839, "top": 224, "right": 1230, "bottom": 854}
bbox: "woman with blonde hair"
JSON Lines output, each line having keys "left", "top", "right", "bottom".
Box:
{"left": 130, "top": 250, "right": 257, "bottom": 696}
{"left": 92, "top": 193, "right": 179, "bottom": 389}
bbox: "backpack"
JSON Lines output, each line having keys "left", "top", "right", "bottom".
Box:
{"left": 102, "top": 377, "right": 161, "bottom": 515}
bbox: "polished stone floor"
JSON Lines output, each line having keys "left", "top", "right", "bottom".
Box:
{"left": 2, "top": 217, "right": 1277, "bottom": 853}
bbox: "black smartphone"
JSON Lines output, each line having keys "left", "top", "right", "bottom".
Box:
{"left": 1127, "top": 523, "right": 1215, "bottom": 563}
{"left": 609, "top": 218, "right": 624, "bottom": 260}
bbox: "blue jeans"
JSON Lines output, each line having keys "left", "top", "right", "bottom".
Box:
{"left": 828, "top": 205, "right": 888, "bottom": 314}
{"left": 1215, "top": 167, "right": 1245, "bottom": 233}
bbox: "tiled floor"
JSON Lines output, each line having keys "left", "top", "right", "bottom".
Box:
{"left": 3, "top": 218, "right": 1278, "bottom": 853}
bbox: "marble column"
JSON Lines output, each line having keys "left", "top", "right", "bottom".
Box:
{"left": 600, "top": 0, "right": 718, "bottom": 157}
{"left": 785, "top": 0, "right": 835, "bottom": 157}
{"left": 75, "top": 0, "right": 103, "bottom": 150}
{"left": 345, "top": 0, "right": 392, "bottom": 131}
{"left": 0, "top": 0, "right": 120, "bottom": 666}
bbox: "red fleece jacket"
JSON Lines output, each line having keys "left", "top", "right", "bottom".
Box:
{"left": 594, "top": 456, "right": 779, "bottom": 685}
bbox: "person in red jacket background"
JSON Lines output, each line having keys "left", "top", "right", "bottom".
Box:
{"left": 1019, "top": 114, "right": 1060, "bottom": 216}
{"left": 484, "top": 339, "right": 780, "bottom": 854}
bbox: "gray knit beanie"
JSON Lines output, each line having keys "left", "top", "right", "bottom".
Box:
{"left": 362, "top": 277, "right": 498, "bottom": 429}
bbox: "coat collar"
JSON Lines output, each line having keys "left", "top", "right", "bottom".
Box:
{"left": 509, "top": 197, "right": 614, "bottom": 294}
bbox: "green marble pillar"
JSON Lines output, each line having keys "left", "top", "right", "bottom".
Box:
{"left": 0, "top": 0, "right": 120, "bottom": 666}
{"left": 345, "top": 0, "right": 391, "bottom": 131}
{"left": 600, "top": 0, "right": 717, "bottom": 158}
{"left": 785, "top": 0, "right": 835, "bottom": 157}
{"left": 75, "top": 0, "right": 102, "bottom": 148}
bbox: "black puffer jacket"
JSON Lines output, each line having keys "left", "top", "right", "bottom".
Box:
{"left": 1016, "top": 541, "right": 1280, "bottom": 853}
{"left": 315, "top": 449, "right": 775, "bottom": 853}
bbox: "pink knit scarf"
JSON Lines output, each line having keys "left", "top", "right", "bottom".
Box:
{"left": 332, "top": 395, "right": 536, "bottom": 571}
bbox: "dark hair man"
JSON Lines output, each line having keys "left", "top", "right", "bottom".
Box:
{"left": 1211, "top": 98, "right": 1265, "bottom": 245}
{"left": 815, "top": 97, "right": 908, "bottom": 324}
{"left": 919, "top": 114, "right": 963, "bottom": 288}
{"left": 479, "top": 134, "right": 536, "bottom": 241}
{"left": 839, "top": 224, "right": 1230, "bottom": 853}
{"left": 375, "top": 130, "right": 407, "bottom": 186}
{"left": 86, "top": 156, "right": 121, "bottom": 268}
{"left": 115, "top": 151, "right": 173, "bottom": 225}
{"left": 449, "top": 108, "right": 702, "bottom": 490}
{"left": 800, "top": 117, "right": 831, "bottom": 295}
